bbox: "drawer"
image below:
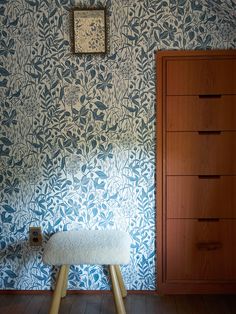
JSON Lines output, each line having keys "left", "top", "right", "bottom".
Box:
{"left": 166, "top": 219, "right": 236, "bottom": 281}
{"left": 167, "top": 176, "right": 236, "bottom": 218}
{"left": 167, "top": 131, "right": 236, "bottom": 175}
{"left": 166, "top": 59, "right": 236, "bottom": 95}
{"left": 167, "top": 95, "right": 236, "bottom": 131}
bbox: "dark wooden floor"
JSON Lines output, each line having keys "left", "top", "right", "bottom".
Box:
{"left": 0, "top": 293, "right": 236, "bottom": 314}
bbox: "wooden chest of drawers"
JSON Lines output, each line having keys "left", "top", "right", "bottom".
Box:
{"left": 156, "top": 50, "right": 236, "bottom": 294}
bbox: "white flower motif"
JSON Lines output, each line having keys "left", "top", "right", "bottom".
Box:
{"left": 66, "top": 154, "right": 82, "bottom": 174}
{"left": 219, "top": 22, "right": 235, "bottom": 41}
{"left": 23, "top": 166, "right": 42, "bottom": 185}
{"left": 64, "top": 86, "right": 80, "bottom": 106}
{"left": 19, "top": 28, "right": 38, "bottom": 45}
{"left": 117, "top": 60, "right": 136, "bottom": 79}
{"left": 20, "top": 98, "right": 39, "bottom": 116}
{"left": 12, "top": 144, "right": 29, "bottom": 162}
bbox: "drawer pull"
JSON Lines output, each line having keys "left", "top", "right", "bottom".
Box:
{"left": 198, "top": 131, "right": 221, "bottom": 135}
{"left": 198, "top": 175, "right": 221, "bottom": 179}
{"left": 196, "top": 242, "right": 222, "bottom": 251}
{"left": 199, "top": 94, "right": 222, "bottom": 99}
{"left": 197, "top": 218, "right": 219, "bottom": 222}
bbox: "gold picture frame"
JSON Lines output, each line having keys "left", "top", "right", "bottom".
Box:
{"left": 71, "top": 7, "right": 108, "bottom": 54}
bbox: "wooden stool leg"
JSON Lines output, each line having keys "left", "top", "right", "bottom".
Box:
{"left": 61, "top": 265, "right": 69, "bottom": 298}
{"left": 109, "top": 265, "right": 126, "bottom": 314}
{"left": 114, "top": 265, "right": 127, "bottom": 298}
{"left": 49, "top": 265, "right": 66, "bottom": 314}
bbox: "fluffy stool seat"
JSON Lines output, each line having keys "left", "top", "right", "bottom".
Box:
{"left": 43, "top": 230, "right": 131, "bottom": 314}
{"left": 43, "top": 230, "right": 131, "bottom": 265}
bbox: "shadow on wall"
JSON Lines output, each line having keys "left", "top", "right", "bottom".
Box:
{"left": 0, "top": 238, "right": 47, "bottom": 289}
{"left": 0, "top": 234, "right": 113, "bottom": 290}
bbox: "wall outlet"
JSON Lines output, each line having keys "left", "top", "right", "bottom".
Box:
{"left": 29, "top": 227, "right": 42, "bottom": 246}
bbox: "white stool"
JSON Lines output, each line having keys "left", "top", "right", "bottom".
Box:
{"left": 43, "top": 230, "right": 131, "bottom": 314}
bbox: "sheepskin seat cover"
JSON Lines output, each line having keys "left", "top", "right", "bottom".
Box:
{"left": 43, "top": 230, "right": 131, "bottom": 266}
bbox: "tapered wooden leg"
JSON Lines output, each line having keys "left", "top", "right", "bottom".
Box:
{"left": 114, "top": 265, "right": 127, "bottom": 298}
{"left": 61, "top": 265, "right": 69, "bottom": 298}
{"left": 49, "top": 265, "right": 66, "bottom": 314}
{"left": 109, "top": 265, "right": 126, "bottom": 314}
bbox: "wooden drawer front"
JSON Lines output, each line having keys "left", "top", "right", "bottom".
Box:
{"left": 166, "top": 219, "right": 236, "bottom": 281}
{"left": 166, "top": 59, "right": 236, "bottom": 95}
{"left": 167, "top": 95, "right": 236, "bottom": 131}
{"left": 167, "top": 176, "right": 236, "bottom": 219}
{"left": 167, "top": 132, "right": 236, "bottom": 175}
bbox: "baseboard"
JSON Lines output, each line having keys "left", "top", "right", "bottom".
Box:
{"left": 0, "top": 289, "right": 157, "bottom": 295}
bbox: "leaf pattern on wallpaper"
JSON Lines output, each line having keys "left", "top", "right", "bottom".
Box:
{"left": 0, "top": 0, "right": 235, "bottom": 290}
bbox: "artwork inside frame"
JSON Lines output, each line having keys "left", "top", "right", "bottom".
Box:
{"left": 71, "top": 7, "right": 108, "bottom": 54}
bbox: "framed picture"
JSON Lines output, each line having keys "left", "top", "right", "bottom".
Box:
{"left": 71, "top": 7, "right": 108, "bottom": 54}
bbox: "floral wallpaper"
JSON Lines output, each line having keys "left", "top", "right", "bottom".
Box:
{"left": 0, "top": 0, "right": 235, "bottom": 290}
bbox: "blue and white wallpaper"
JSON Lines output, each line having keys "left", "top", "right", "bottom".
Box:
{"left": 0, "top": 0, "right": 235, "bottom": 290}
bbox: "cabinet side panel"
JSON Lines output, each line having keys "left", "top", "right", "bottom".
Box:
{"left": 156, "top": 52, "right": 165, "bottom": 292}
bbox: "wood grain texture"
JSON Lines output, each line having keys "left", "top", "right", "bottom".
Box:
{"left": 156, "top": 48, "right": 165, "bottom": 292}
{"left": 146, "top": 295, "right": 177, "bottom": 314}
{"left": 156, "top": 50, "right": 236, "bottom": 294}
{"left": 59, "top": 295, "right": 73, "bottom": 314}
{"left": 101, "top": 294, "right": 116, "bottom": 314}
{"left": 0, "top": 294, "right": 31, "bottom": 314}
{"left": 24, "top": 295, "right": 47, "bottom": 314}
{"left": 1, "top": 294, "right": 236, "bottom": 314}
{"left": 38, "top": 295, "right": 51, "bottom": 314}
{"left": 109, "top": 265, "right": 126, "bottom": 314}
{"left": 69, "top": 295, "right": 92, "bottom": 314}
{"left": 202, "top": 295, "right": 233, "bottom": 314}
{"left": 166, "top": 219, "right": 236, "bottom": 281}
{"left": 174, "top": 295, "right": 206, "bottom": 314}
{"left": 167, "top": 95, "right": 236, "bottom": 131}
{"left": 166, "top": 59, "right": 236, "bottom": 95}
{"left": 167, "top": 131, "right": 236, "bottom": 175}
{"left": 49, "top": 265, "right": 66, "bottom": 314}
{"left": 167, "top": 175, "right": 236, "bottom": 218}
{"left": 128, "top": 294, "right": 147, "bottom": 314}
